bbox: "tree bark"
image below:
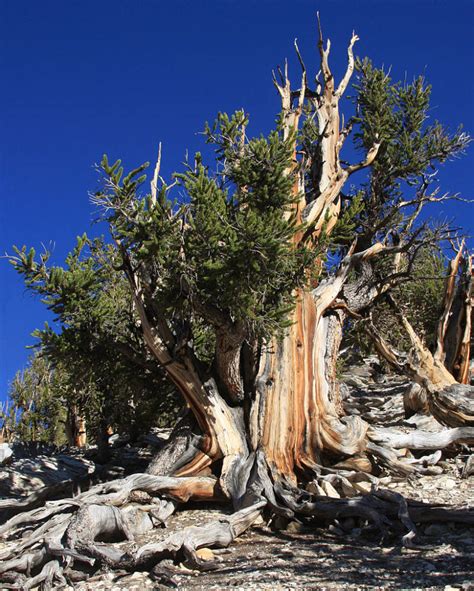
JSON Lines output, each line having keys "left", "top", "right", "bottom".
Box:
{"left": 253, "top": 292, "right": 367, "bottom": 479}
{"left": 65, "top": 404, "right": 87, "bottom": 448}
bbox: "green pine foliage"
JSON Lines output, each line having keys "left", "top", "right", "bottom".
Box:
{"left": 10, "top": 236, "right": 181, "bottom": 442}
{"left": 6, "top": 352, "right": 68, "bottom": 445}
{"left": 97, "top": 112, "right": 316, "bottom": 346}
{"left": 352, "top": 58, "right": 468, "bottom": 240}
{"left": 375, "top": 244, "right": 447, "bottom": 352}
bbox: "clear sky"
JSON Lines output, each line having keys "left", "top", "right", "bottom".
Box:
{"left": 1, "top": 0, "right": 473, "bottom": 399}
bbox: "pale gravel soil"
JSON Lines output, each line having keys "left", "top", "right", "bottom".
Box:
{"left": 72, "top": 526, "right": 474, "bottom": 590}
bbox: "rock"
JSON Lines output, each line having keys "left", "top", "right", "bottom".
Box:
{"left": 129, "top": 490, "right": 153, "bottom": 504}
{"left": 442, "top": 478, "right": 457, "bottom": 491}
{"left": 195, "top": 547, "right": 214, "bottom": 561}
{"left": 306, "top": 481, "right": 325, "bottom": 496}
{"left": 343, "top": 375, "right": 368, "bottom": 389}
{"left": 341, "top": 481, "right": 356, "bottom": 497}
{"left": 320, "top": 480, "right": 340, "bottom": 499}
{"left": 285, "top": 521, "right": 307, "bottom": 533}
{"left": 462, "top": 454, "right": 474, "bottom": 478}
{"left": 0, "top": 443, "right": 13, "bottom": 465}
{"left": 353, "top": 481, "right": 372, "bottom": 494}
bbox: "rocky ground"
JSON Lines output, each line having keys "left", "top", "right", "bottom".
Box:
{"left": 1, "top": 365, "right": 473, "bottom": 590}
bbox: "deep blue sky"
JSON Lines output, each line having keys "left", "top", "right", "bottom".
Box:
{"left": 1, "top": 0, "right": 473, "bottom": 399}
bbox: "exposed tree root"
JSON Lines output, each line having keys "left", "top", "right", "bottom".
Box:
{"left": 368, "top": 426, "right": 474, "bottom": 450}
{"left": 1, "top": 442, "right": 473, "bottom": 590}
{"left": 430, "top": 385, "right": 474, "bottom": 427}
{"left": 2, "top": 401, "right": 474, "bottom": 590}
{"left": 135, "top": 500, "right": 266, "bottom": 571}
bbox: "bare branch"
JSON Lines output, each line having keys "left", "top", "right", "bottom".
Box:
{"left": 434, "top": 239, "right": 465, "bottom": 363}
{"left": 294, "top": 38, "right": 307, "bottom": 108}
{"left": 336, "top": 31, "right": 360, "bottom": 98}
{"left": 150, "top": 142, "right": 162, "bottom": 206}
{"left": 316, "top": 12, "right": 333, "bottom": 90}
{"left": 346, "top": 140, "right": 381, "bottom": 174}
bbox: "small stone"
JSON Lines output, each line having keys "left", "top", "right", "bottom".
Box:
{"left": 353, "top": 481, "right": 372, "bottom": 494}
{"left": 341, "top": 481, "right": 356, "bottom": 497}
{"left": 306, "top": 481, "right": 325, "bottom": 496}
{"left": 462, "top": 454, "right": 474, "bottom": 478}
{"left": 196, "top": 547, "right": 214, "bottom": 561}
{"left": 320, "top": 480, "right": 340, "bottom": 498}
{"left": 285, "top": 521, "right": 307, "bottom": 533}
{"left": 444, "top": 478, "right": 456, "bottom": 490}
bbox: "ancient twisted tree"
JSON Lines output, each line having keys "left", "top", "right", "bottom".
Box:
{"left": 3, "top": 21, "right": 474, "bottom": 587}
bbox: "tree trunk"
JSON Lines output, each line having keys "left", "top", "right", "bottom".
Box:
{"left": 442, "top": 253, "right": 472, "bottom": 384}
{"left": 65, "top": 404, "right": 87, "bottom": 448}
{"left": 253, "top": 291, "right": 367, "bottom": 480}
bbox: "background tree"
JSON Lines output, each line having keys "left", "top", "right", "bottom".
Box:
{"left": 10, "top": 235, "right": 181, "bottom": 457}
{"left": 4, "top": 351, "right": 68, "bottom": 445}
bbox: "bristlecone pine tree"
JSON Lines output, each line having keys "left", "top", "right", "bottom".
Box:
{"left": 2, "top": 20, "right": 474, "bottom": 587}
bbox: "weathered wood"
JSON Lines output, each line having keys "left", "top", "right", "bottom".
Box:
{"left": 135, "top": 500, "right": 266, "bottom": 569}
{"left": 66, "top": 504, "right": 134, "bottom": 549}
{"left": 369, "top": 425, "right": 474, "bottom": 450}
{"left": 429, "top": 384, "right": 474, "bottom": 427}
{"left": 146, "top": 412, "right": 206, "bottom": 477}
{"left": 22, "top": 559, "right": 66, "bottom": 591}
{"left": 435, "top": 240, "right": 466, "bottom": 365}
{"left": 403, "top": 382, "right": 429, "bottom": 417}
